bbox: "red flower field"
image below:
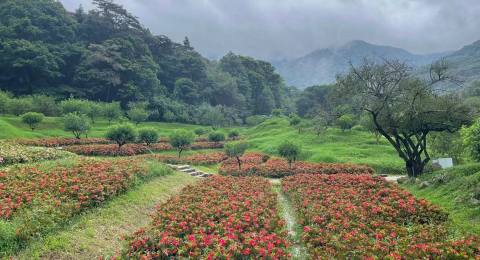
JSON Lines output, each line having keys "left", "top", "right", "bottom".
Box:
{"left": 219, "top": 152, "right": 373, "bottom": 177}
{"left": 123, "top": 176, "right": 290, "bottom": 259}
{"left": 17, "top": 137, "right": 110, "bottom": 147}
{"left": 141, "top": 152, "right": 227, "bottom": 165}
{"left": 282, "top": 174, "right": 480, "bottom": 258}
{"left": 0, "top": 158, "right": 160, "bottom": 240}
{"left": 63, "top": 142, "right": 224, "bottom": 156}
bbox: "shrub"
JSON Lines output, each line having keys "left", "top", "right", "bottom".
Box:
{"left": 278, "top": 141, "right": 301, "bottom": 167}
{"left": 127, "top": 107, "right": 149, "bottom": 125}
{"left": 0, "top": 141, "right": 74, "bottom": 166}
{"left": 7, "top": 98, "right": 32, "bottom": 116}
{"left": 289, "top": 114, "right": 301, "bottom": 126}
{"left": 228, "top": 129, "right": 240, "bottom": 140}
{"left": 64, "top": 113, "right": 91, "bottom": 139}
{"left": 106, "top": 124, "right": 137, "bottom": 149}
{"left": 169, "top": 130, "right": 195, "bottom": 158}
{"left": 312, "top": 115, "right": 328, "bottom": 136}
{"left": 336, "top": 114, "right": 355, "bottom": 131}
{"left": 0, "top": 91, "right": 11, "bottom": 114}
{"left": 224, "top": 142, "right": 248, "bottom": 169}
{"left": 21, "top": 112, "right": 44, "bottom": 131}
{"left": 138, "top": 128, "right": 159, "bottom": 146}
{"left": 30, "top": 95, "right": 59, "bottom": 116}
{"left": 103, "top": 102, "right": 122, "bottom": 124}
{"left": 86, "top": 102, "right": 104, "bottom": 124}
{"left": 272, "top": 108, "right": 283, "bottom": 117}
{"left": 208, "top": 131, "right": 225, "bottom": 143}
{"left": 194, "top": 128, "right": 207, "bottom": 136}
{"left": 60, "top": 98, "right": 90, "bottom": 115}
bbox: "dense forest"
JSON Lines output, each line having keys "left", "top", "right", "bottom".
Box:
{"left": 0, "top": 0, "right": 295, "bottom": 124}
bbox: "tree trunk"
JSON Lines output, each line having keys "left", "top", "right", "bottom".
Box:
{"left": 178, "top": 149, "right": 183, "bottom": 158}
{"left": 406, "top": 159, "right": 425, "bottom": 178}
{"left": 236, "top": 157, "right": 242, "bottom": 170}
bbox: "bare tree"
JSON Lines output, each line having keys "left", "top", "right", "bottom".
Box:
{"left": 337, "top": 59, "right": 471, "bottom": 177}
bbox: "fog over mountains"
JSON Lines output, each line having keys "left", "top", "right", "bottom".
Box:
{"left": 273, "top": 40, "right": 455, "bottom": 88}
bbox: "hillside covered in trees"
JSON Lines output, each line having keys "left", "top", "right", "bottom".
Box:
{"left": 0, "top": 0, "right": 294, "bottom": 124}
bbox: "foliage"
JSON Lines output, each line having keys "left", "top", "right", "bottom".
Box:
{"left": 312, "top": 115, "right": 328, "bottom": 136}
{"left": 60, "top": 98, "right": 90, "bottom": 115}
{"left": 219, "top": 152, "right": 373, "bottom": 178}
{"left": 127, "top": 107, "right": 149, "bottom": 125}
{"left": 194, "top": 128, "right": 207, "bottom": 136}
{"left": 6, "top": 98, "right": 33, "bottom": 116}
{"left": 289, "top": 114, "right": 301, "bottom": 126}
{"left": 17, "top": 137, "right": 109, "bottom": 147}
{"left": 337, "top": 59, "right": 472, "bottom": 177}
{"left": 21, "top": 112, "right": 44, "bottom": 131}
{"left": 336, "top": 114, "right": 355, "bottom": 131}
{"left": 208, "top": 131, "right": 225, "bottom": 143}
{"left": 245, "top": 115, "right": 268, "bottom": 126}
{"left": 122, "top": 176, "right": 289, "bottom": 259}
{"left": 282, "top": 174, "right": 479, "bottom": 258}
{"left": 278, "top": 141, "right": 301, "bottom": 167}
{"left": 224, "top": 142, "right": 249, "bottom": 169}
{"left": 461, "top": 120, "right": 480, "bottom": 162}
{"left": 63, "top": 113, "right": 91, "bottom": 139}
{"left": 105, "top": 124, "right": 137, "bottom": 148}
{"left": 138, "top": 128, "right": 159, "bottom": 146}
{"left": 103, "top": 102, "right": 122, "bottom": 124}
{"left": 142, "top": 152, "right": 227, "bottom": 166}
{"left": 228, "top": 129, "right": 240, "bottom": 139}
{"left": 429, "top": 131, "right": 464, "bottom": 163}
{"left": 169, "top": 130, "right": 195, "bottom": 158}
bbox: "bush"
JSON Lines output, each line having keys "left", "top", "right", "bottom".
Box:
{"left": 194, "top": 128, "right": 207, "bottom": 136}
{"left": 278, "top": 141, "right": 301, "bottom": 167}
{"left": 106, "top": 124, "right": 137, "bottom": 148}
{"left": 31, "top": 95, "right": 59, "bottom": 116}
{"left": 21, "top": 112, "right": 44, "bottom": 131}
{"left": 169, "top": 130, "right": 195, "bottom": 158}
{"left": 64, "top": 113, "right": 91, "bottom": 139}
{"left": 228, "top": 129, "right": 240, "bottom": 139}
{"left": 289, "top": 114, "right": 301, "bottom": 126}
{"left": 336, "top": 114, "right": 355, "bottom": 131}
{"left": 208, "top": 132, "right": 225, "bottom": 143}
{"left": 272, "top": 108, "right": 283, "bottom": 117}
{"left": 7, "top": 98, "right": 33, "bottom": 116}
{"left": 138, "top": 128, "right": 159, "bottom": 146}
{"left": 224, "top": 142, "right": 248, "bottom": 169}
{"left": 461, "top": 120, "right": 480, "bottom": 162}
{"left": 0, "top": 91, "right": 11, "bottom": 114}
{"left": 60, "top": 98, "right": 90, "bottom": 115}
{"left": 103, "top": 102, "right": 122, "bottom": 124}
{"left": 86, "top": 102, "right": 104, "bottom": 124}
{"left": 127, "top": 107, "right": 149, "bottom": 125}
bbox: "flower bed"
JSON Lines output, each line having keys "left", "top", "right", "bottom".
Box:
{"left": 16, "top": 137, "right": 110, "bottom": 147}
{"left": 282, "top": 174, "right": 480, "bottom": 258}
{"left": 64, "top": 142, "right": 224, "bottom": 156}
{"left": 141, "top": 152, "right": 227, "bottom": 165}
{"left": 0, "top": 141, "right": 74, "bottom": 166}
{"left": 0, "top": 157, "right": 162, "bottom": 242}
{"left": 122, "top": 176, "right": 289, "bottom": 259}
{"left": 219, "top": 152, "right": 373, "bottom": 177}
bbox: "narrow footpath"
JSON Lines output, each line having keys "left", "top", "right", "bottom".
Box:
{"left": 270, "top": 179, "right": 310, "bottom": 259}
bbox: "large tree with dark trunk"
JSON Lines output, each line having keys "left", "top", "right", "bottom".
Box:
{"left": 337, "top": 59, "right": 472, "bottom": 177}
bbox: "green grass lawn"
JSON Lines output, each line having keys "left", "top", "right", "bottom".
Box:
{"left": 401, "top": 164, "right": 480, "bottom": 237}
{"left": 243, "top": 117, "right": 404, "bottom": 174}
{"left": 14, "top": 172, "right": 196, "bottom": 259}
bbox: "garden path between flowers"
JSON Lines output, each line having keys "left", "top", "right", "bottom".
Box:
{"left": 270, "top": 179, "right": 310, "bottom": 259}
{"left": 15, "top": 172, "right": 197, "bottom": 260}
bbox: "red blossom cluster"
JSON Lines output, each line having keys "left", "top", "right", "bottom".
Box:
{"left": 0, "top": 158, "right": 148, "bottom": 220}
{"left": 282, "top": 174, "right": 480, "bottom": 258}
{"left": 219, "top": 152, "right": 373, "bottom": 177}
{"left": 123, "top": 176, "right": 290, "bottom": 259}
{"left": 64, "top": 142, "right": 224, "bottom": 156}
{"left": 141, "top": 152, "right": 227, "bottom": 165}
{"left": 17, "top": 137, "right": 110, "bottom": 147}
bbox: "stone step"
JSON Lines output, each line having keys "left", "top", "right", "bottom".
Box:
{"left": 176, "top": 165, "right": 191, "bottom": 170}
{"left": 180, "top": 168, "right": 195, "bottom": 173}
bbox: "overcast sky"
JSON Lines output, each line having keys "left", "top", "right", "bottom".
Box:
{"left": 59, "top": 0, "right": 480, "bottom": 60}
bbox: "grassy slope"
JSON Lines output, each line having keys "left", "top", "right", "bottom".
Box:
{"left": 0, "top": 116, "right": 213, "bottom": 139}
{"left": 244, "top": 117, "right": 404, "bottom": 174}
{"left": 15, "top": 172, "right": 196, "bottom": 259}
{"left": 401, "top": 164, "right": 480, "bottom": 236}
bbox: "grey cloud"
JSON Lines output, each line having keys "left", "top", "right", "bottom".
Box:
{"left": 60, "top": 0, "right": 480, "bottom": 60}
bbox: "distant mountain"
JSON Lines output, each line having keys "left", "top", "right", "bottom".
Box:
{"left": 273, "top": 40, "right": 450, "bottom": 88}
{"left": 439, "top": 40, "right": 480, "bottom": 86}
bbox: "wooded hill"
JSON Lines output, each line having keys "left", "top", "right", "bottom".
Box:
{"left": 0, "top": 0, "right": 294, "bottom": 123}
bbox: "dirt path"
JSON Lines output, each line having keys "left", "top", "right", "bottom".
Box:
{"left": 270, "top": 179, "right": 309, "bottom": 259}
{"left": 15, "top": 172, "right": 196, "bottom": 260}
